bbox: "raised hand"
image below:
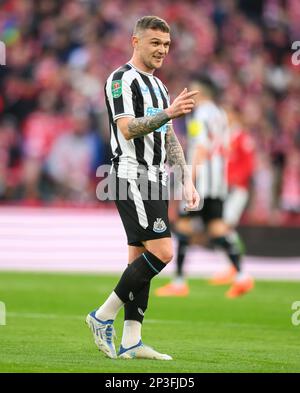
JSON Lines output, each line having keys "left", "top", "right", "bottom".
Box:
{"left": 165, "top": 88, "right": 199, "bottom": 119}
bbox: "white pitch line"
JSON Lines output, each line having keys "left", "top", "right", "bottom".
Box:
{"left": 6, "top": 312, "right": 182, "bottom": 324}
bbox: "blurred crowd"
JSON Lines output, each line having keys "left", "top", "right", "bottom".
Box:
{"left": 0, "top": 0, "right": 300, "bottom": 224}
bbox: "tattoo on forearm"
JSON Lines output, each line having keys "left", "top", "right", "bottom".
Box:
{"left": 166, "top": 126, "right": 185, "bottom": 167}
{"left": 166, "top": 126, "right": 190, "bottom": 182}
{"left": 128, "top": 111, "right": 170, "bottom": 138}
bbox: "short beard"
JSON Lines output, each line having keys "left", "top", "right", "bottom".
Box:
{"left": 146, "top": 59, "right": 162, "bottom": 70}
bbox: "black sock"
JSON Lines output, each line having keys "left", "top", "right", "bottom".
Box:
{"left": 211, "top": 235, "right": 241, "bottom": 272}
{"left": 114, "top": 251, "right": 166, "bottom": 303}
{"left": 124, "top": 281, "right": 150, "bottom": 324}
{"left": 176, "top": 235, "right": 189, "bottom": 277}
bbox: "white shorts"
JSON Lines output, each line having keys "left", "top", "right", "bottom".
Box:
{"left": 223, "top": 187, "right": 249, "bottom": 227}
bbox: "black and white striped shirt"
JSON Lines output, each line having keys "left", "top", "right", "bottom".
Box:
{"left": 186, "top": 101, "right": 229, "bottom": 200}
{"left": 104, "top": 63, "right": 172, "bottom": 182}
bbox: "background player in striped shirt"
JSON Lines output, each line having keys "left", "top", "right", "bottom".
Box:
{"left": 156, "top": 77, "right": 254, "bottom": 299}
{"left": 86, "top": 16, "right": 200, "bottom": 360}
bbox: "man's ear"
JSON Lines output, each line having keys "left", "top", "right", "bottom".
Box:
{"left": 132, "top": 35, "right": 139, "bottom": 49}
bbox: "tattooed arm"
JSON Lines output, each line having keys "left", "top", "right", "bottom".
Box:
{"left": 117, "top": 111, "right": 170, "bottom": 140}
{"left": 166, "top": 124, "right": 200, "bottom": 210}
{"left": 117, "top": 88, "right": 199, "bottom": 140}
{"left": 128, "top": 112, "right": 170, "bottom": 138}
{"left": 165, "top": 124, "right": 190, "bottom": 182}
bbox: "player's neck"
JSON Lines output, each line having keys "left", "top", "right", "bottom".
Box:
{"left": 128, "top": 57, "right": 154, "bottom": 75}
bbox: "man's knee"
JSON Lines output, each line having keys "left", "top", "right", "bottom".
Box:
{"left": 147, "top": 247, "right": 173, "bottom": 264}
{"left": 143, "top": 238, "right": 173, "bottom": 264}
{"left": 208, "top": 219, "right": 229, "bottom": 238}
{"left": 159, "top": 249, "right": 173, "bottom": 264}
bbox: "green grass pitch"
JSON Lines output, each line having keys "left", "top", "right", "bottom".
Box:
{"left": 0, "top": 272, "right": 299, "bottom": 373}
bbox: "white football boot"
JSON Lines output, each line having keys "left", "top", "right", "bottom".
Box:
{"left": 118, "top": 340, "right": 172, "bottom": 360}
{"left": 86, "top": 310, "right": 117, "bottom": 359}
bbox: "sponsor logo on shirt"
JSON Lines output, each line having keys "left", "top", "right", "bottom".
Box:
{"left": 141, "top": 86, "right": 162, "bottom": 98}
{"left": 146, "top": 107, "right": 167, "bottom": 133}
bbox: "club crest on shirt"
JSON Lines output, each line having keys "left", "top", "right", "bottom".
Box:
{"left": 153, "top": 218, "right": 167, "bottom": 233}
{"left": 111, "top": 80, "right": 122, "bottom": 98}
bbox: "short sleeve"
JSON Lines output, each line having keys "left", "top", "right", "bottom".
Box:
{"left": 106, "top": 76, "right": 135, "bottom": 122}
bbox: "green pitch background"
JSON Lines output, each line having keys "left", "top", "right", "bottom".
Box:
{"left": 0, "top": 272, "right": 299, "bottom": 373}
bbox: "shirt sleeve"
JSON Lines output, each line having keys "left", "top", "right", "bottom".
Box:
{"left": 106, "top": 75, "right": 135, "bottom": 122}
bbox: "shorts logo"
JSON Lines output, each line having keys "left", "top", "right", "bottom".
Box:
{"left": 111, "top": 80, "right": 122, "bottom": 98}
{"left": 153, "top": 218, "right": 167, "bottom": 233}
